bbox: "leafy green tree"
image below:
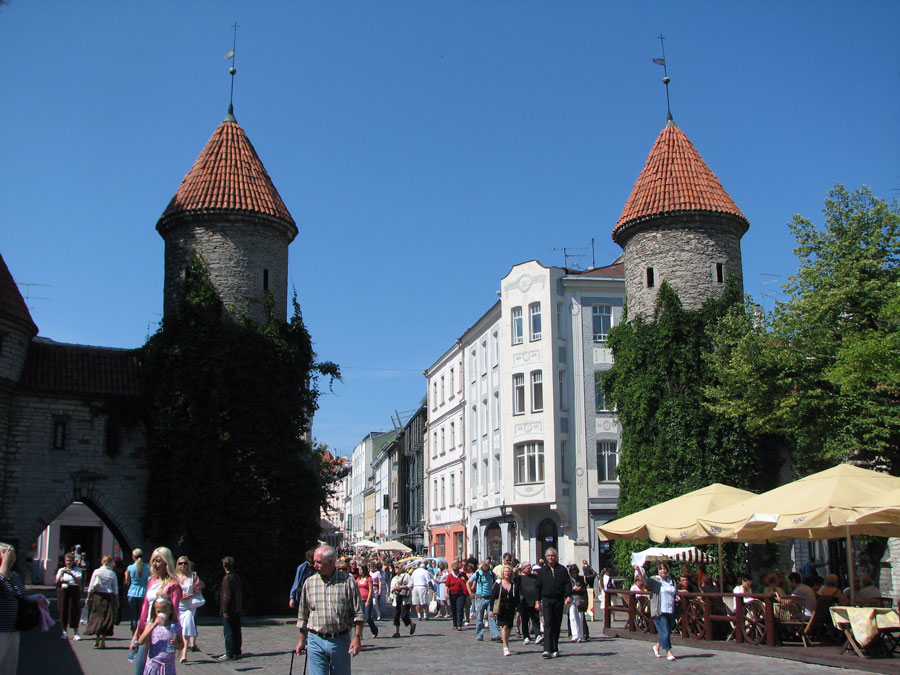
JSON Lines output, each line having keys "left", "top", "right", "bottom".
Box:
{"left": 706, "top": 185, "right": 900, "bottom": 475}
{"left": 139, "top": 256, "right": 339, "bottom": 614}
{"left": 602, "top": 279, "right": 776, "bottom": 573}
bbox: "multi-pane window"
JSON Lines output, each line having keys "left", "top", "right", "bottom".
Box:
{"left": 595, "top": 372, "right": 610, "bottom": 412}
{"left": 531, "top": 370, "right": 543, "bottom": 412}
{"left": 558, "top": 370, "right": 567, "bottom": 411}
{"left": 529, "top": 302, "right": 542, "bottom": 341}
{"left": 592, "top": 304, "right": 612, "bottom": 342}
{"left": 513, "top": 373, "right": 525, "bottom": 415}
{"left": 511, "top": 307, "right": 523, "bottom": 345}
{"left": 597, "top": 441, "right": 619, "bottom": 482}
{"left": 514, "top": 442, "right": 545, "bottom": 484}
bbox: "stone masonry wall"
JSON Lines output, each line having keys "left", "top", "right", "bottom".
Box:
{"left": 161, "top": 214, "right": 292, "bottom": 324}
{"left": 622, "top": 214, "right": 745, "bottom": 320}
{"left": 4, "top": 391, "right": 148, "bottom": 563}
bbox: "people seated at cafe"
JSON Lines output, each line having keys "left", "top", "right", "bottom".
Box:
{"left": 789, "top": 572, "right": 817, "bottom": 617}
{"left": 630, "top": 577, "right": 648, "bottom": 595}
{"left": 856, "top": 576, "right": 881, "bottom": 600}
{"left": 678, "top": 573, "right": 698, "bottom": 594}
{"left": 775, "top": 571, "right": 792, "bottom": 597}
{"left": 818, "top": 574, "right": 847, "bottom": 605}
{"left": 762, "top": 573, "right": 786, "bottom": 599}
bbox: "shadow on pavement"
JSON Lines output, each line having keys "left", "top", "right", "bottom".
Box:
{"left": 19, "top": 628, "right": 84, "bottom": 675}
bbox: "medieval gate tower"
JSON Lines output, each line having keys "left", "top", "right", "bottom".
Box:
{"left": 156, "top": 106, "right": 297, "bottom": 323}
{"left": 612, "top": 116, "right": 749, "bottom": 319}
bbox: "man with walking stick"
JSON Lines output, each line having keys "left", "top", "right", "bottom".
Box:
{"left": 294, "top": 545, "right": 364, "bottom": 675}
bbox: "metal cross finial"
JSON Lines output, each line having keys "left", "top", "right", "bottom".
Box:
{"left": 652, "top": 33, "right": 673, "bottom": 123}
{"left": 226, "top": 21, "right": 240, "bottom": 117}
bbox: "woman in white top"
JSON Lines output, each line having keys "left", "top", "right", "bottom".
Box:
{"left": 633, "top": 563, "right": 678, "bottom": 661}
{"left": 176, "top": 556, "right": 204, "bottom": 663}
{"left": 85, "top": 555, "right": 119, "bottom": 648}
{"left": 55, "top": 553, "right": 83, "bottom": 640}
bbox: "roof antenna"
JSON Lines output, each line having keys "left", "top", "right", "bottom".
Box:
{"left": 652, "top": 33, "right": 673, "bottom": 124}
{"left": 225, "top": 21, "right": 240, "bottom": 121}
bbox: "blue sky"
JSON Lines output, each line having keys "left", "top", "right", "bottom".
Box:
{"left": 2, "top": 1, "right": 897, "bottom": 456}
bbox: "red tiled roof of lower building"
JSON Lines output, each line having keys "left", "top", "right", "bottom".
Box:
{"left": 575, "top": 262, "right": 625, "bottom": 278}
{"left": 613, "top": 122, "right": 747, "bottom": 241}
{"left": 0, "top": 253, "right": 38, "bottom": 335}
{"left": 19, "top": 339, "right": 142, "bottom": 397}
{"left": 159, "top": 118, "right": 295, "bottom": 227}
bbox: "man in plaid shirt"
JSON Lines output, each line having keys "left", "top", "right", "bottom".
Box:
{"left": 294, "top": 546, "right": 365, "bottom": 675}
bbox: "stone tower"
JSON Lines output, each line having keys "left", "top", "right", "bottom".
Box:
{"left": 157, "top": 108, "right": 298, "bottom": 323}
{"left": 612, "top": 119, "right": 749, "bottom": 320}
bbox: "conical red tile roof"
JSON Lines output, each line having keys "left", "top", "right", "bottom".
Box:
{"left": 613, "top": 122, "right": 746, "bottom": 242}
{"left": 0, "top": 253, "right": 37, "bottom": 335}
{"left": 159, "top": 116, "right": 295, "bottom": 227}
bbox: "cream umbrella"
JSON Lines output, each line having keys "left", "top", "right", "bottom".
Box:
{"left": 374, "top": 540, "right": 412, "bottom": 553}
{"left": 848, "top": 487, "right": 900, "bottom": 525}
{"left": 597, "top": 483, "right": 756, "bottom": 586}
{"left": 697, "top": 464, "right": 900, "bottom": 604}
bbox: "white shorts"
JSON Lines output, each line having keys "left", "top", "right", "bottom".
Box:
{"left": 411, "top": 587, "right": 429, "bottom": 605}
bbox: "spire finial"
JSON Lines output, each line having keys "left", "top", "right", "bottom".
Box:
{"left": 225, "top": 21, "right": 240, "bottom": 121}
{"left": 652, "top": 33, "right": 673, "bottom": 124}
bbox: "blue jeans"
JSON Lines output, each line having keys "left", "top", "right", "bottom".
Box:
{"left": 223, "top": 615, "right": 242, "bottom": 657}
{"left": 307, "top": 630, "right": 352, "bottom": 675}
{"left": 127, "top": 597, "right": 143, "bottom": 633}
{"left": 653, "top": 613, "right": 674, "bottom": 651}
{"left": 474, "top": 597, "right": 499, "bottom": 639}
{"left": 363, "top": 604, "right": 378, "bottom": 636}
{"left": 132, "top": 642, "right": 147, "bottom": 675}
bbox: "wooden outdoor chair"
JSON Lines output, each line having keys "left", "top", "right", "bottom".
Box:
{"left": 856, "top": 596, "right": 893, "bottom": 609}
{"left": 779, "top": 596, "right": 837, "bottom": 647}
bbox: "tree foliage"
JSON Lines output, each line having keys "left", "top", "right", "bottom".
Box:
{"left": 705, "top": 185, "right": 900, "bottom": 475}
{"left": 138, "top": 256, "right": 340, "bottom": 614}
{"left": 602, "top": 279, "right": 779, "bottom": 574}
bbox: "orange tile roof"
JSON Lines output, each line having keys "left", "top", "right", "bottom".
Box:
{"left": 0, "top": 253, "right": 38, "bottom": 335}
{"left": 159, "top": 117, "right": 295, "bottom": 227}
{"left": 613, "top": 122, "right": 747, "bottom": 242}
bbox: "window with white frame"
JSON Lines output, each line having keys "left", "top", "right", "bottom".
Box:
{"left": 592, "top": 304, "right": 612, "bottom": 342}
{"left": 511, "top": 307, "right": 523, "bottom": 345}
{"left": 450, "top": 367, "right": 455, "bottom": 396}
{"left": 531, "top": 370, "right": 543, "bottom": 412}
{"left": 492, "top": 331, "right": 499, "bottom": 365}
{"left": 440, "top": 427, "right": 445, "bottom": 454}
{"left": 441, "top": 375, "right": 445, "bottom": 404}
{"left": 529, "top": 302, "right": 542, "bottom": 341}
{"left": 596, "top": 441, "right": 619, "bottom": 482}
{"left": 482, "top": 458, "right": 488, "bottom": 496}
{"left": 433, "top": 381, "right": 438, "bottom": 408}
{"left": 558, "top": 370, "right": 567, "bottom": 411}
{"left": 450, "top": 421, "right": 455, "bottom": 449}
{"left": 450, "top": 473, "right": 456, "bottom": 505}
{"left": 514, "top": 442, "right": 545, "bottom": 484}
{"left": 441, "top": 476, "right": 446, "bottom": 508}
{"left": 513, "top": 373, "right": 525, "bottom": 415}
{"left": 595, "top": 372, "right": 610, "bottom": 412}
{"left": 471, "top": 406, "right": 477, "bottom": 440}
{"left": 557, "top": 303, "right": 566, "bottom": 340}
{"left": 492, "top": 392, "right": 500, "bottom": 429}
{"left": 433, "top": 479, "right": 439, "bottom": 508}
{"left": 433, "top": 431, "right": 438, "bottom": 457}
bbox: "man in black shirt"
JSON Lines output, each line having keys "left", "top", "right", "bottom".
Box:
{"left": 534, "top": 548, "right": 572, "bottom": 658}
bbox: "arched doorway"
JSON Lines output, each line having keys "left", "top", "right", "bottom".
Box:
{"left": 485, "top": 521, "right": 502, "bottom": 562}
{"left": 537, "top": 518, "right": 558, "bottom": 561}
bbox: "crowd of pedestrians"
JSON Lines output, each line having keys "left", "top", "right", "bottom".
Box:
{"left": 290, "top": 544, "right": 601, "bottom": 675}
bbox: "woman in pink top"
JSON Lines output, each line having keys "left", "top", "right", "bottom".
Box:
{"left": 130, "top": 547, "right": 183, "bottom": 675}
{"left": 355, "top": 565, "right": 379, "bottom": 638}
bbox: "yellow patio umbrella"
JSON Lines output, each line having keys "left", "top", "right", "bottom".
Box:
{"left": 697, "top": 464, "right": 900, "bottom": 604}
{"left": 597, "top": 483, "right": 756, "bottom": 586}
{"left": 848, "top": 487, "right": 900, "bottom": 526}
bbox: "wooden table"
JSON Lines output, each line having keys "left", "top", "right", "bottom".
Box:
{"left": 829, "top": 605, "right": 900, "bottom": 658}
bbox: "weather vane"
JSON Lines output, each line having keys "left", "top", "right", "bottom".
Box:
{"left": 226, "top": 21, "right": 240, "bottom": 117}
{"left": 652, "top": 33, "right": 673, "bottom": 122}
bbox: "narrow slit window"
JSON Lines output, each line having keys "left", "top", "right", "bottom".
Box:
{"left": 715, "top": 263, "right": 725, "bottom": 284}
{"left": 646, "top": 267, "right": 655, "bottom": 288}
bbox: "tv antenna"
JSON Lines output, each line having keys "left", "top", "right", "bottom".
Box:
{"left": 759, "top": 273, "right": 783, "bottom": 315}
{"left": 552, "top": 247, "right": 587, "bottom": 270}
{"left": 17, "top": 282, "right": 50, "bottom": 311}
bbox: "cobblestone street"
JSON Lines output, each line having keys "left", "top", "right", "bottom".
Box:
{"left": 18, "top": 612, "right": 883, "bottom": 675}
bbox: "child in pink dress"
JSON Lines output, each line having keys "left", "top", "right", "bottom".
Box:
{"left": 139, "top": 596, "right": 184, "bottom": 674}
